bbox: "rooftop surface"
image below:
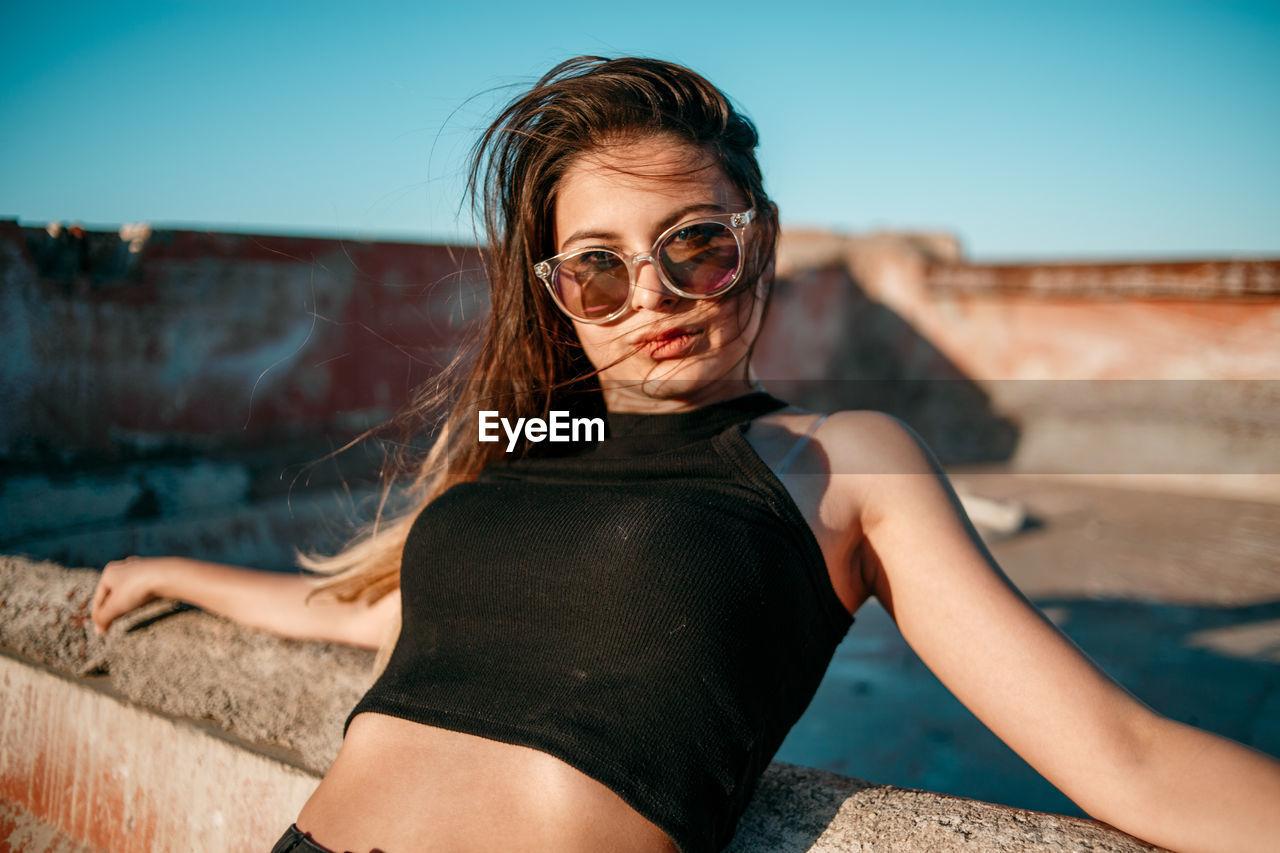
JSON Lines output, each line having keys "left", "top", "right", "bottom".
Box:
{"left": 779, "top": 471, "right": 1280, "bottom": 816}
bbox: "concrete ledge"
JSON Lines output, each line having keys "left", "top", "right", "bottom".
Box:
{"left": 1, "top": 654, "right": 316, "bottom": 852}
{"left": 926, "top": 259, "right": 1280, "bottom": 299}
{"left": 0, "top": 556, "right": 1167, "bottom": 852}
{"left": 0, "top": 557, "right": 373, "bottom": 775}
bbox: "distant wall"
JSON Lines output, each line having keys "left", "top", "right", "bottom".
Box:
{"left": 3, "top": 220, "right": 1276, "bottom": 505}
{"left": 1, "top": 220, "right": 485, "bottom": 462}
{"left": 760, "top": 231, "right": 1279, "bottom": 498}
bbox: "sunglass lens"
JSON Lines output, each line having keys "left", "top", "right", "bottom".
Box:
{"left": 658, "top": 222, "right": 741, "bottom": 295}
{"left": 554, "top": 251, "right": 630, "bottom": 320}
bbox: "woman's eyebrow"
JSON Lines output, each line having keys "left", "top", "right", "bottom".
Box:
{"left": 560, "top": 202, "right": 729, "bottom": 249}
{"left": 658, "top": 202, "right": 728, "bottom": 231}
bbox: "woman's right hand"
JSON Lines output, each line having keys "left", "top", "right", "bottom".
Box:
{"left": 90, "top": 555, "right": 397, "bottom": 648}
{"left": 92, "top": 555, "right": 172, "bottom": 635}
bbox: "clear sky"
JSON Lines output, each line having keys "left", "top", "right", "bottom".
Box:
{"left": 2, "top": 1, "right": 1277, "bottom": 261}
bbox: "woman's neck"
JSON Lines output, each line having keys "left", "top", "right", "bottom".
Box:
{"left": 600, "top": 375, "right": 760, "bottom": 415}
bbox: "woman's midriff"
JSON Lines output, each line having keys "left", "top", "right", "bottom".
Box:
{"left": 295, "top": 712, "right": 680, "bottom": 853}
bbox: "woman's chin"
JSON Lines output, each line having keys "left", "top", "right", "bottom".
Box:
{"left": 638, "top": 376, "right": 711, "bottom": 400}
{"left": 600, "top": 362, "right": 753, "bottom": 405}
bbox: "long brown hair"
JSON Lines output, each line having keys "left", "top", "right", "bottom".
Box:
{"left": 303, "top": 56, "right": 779, "bottom": 656}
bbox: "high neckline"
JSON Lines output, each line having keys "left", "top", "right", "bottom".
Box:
{"left": 586, "top": 391, "right": 787, "bottom": 457}
{"left": 606, "top": 391, "right": 786, "bottom": 435}
{"left": 491, "top": 390, "right": 791, "bottom": 465}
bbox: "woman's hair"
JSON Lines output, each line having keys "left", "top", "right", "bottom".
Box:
{"left": 302, "top": 56, "right": 779, "bottom": 662}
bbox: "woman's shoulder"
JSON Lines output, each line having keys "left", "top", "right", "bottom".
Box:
{"left": 822, "top": 409, "right": 936, "bottom": 471}
{"left": 753, "top": 406, "right": 934, "bottom": 477}
{"left": 751, "top": 407, "right": 944, "bottom": 538}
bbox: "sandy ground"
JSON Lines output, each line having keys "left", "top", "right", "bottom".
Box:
{"left": 777, "top": 474, "right": 1280, "bottom": 816}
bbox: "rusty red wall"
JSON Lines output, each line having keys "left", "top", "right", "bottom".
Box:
{"left": 2, "top": 220, "right": 485, "bottom": 461}
{"left": 4, "top": 220, "right": 1276, "bottom": 472}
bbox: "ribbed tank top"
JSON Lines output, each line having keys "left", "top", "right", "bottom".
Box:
{"left": 347, "top": 392, "right": 855, "bottom": 852}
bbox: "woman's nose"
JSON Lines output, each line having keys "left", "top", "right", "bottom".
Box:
{"left": 631, "top": 260, "right": 678, "bottom": 312}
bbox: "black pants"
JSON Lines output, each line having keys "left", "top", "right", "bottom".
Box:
{"left": 270, "top": 824, "right": 386, "bottom": 853}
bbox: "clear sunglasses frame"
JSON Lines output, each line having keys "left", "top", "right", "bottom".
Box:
{"left": 533, "top": 208, "right": 756, "bottom": 324}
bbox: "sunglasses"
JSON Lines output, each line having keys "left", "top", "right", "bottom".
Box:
{"left": 534, "top": 209, "right": 756, "bottom": 324}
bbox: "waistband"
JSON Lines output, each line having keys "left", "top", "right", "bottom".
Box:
{"left": 269, "top": 824, "right": 386, "bottom": 853}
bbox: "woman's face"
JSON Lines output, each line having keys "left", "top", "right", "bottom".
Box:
{"left": 552, "top": 136, "right": 765, "bottom": 413}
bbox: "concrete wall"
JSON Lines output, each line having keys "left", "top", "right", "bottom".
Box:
{"left": 771, "top": 230, "right": 1279, "bottom": 382}
{"left": 2, "top": 220, "right": 485, "bottom": 460}
{"left": 6, "top": 219, "right": 1276, "bottom": 465}
{"left": 760, "top": 231, "right": 1279, "bottom": 498}
{"left": 0, "top": 556, "right": 1169, "bottom": 853}
{"left": 1, "top": 219, "right": 484, "bottom": 572}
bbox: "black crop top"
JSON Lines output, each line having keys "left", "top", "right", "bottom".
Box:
{"left": 346, "top": 392, "right": 854, "bottom": 852}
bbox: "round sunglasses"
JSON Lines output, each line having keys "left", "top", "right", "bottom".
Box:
{"left": 534, "top": 209, "right": 755, "bottom": 324}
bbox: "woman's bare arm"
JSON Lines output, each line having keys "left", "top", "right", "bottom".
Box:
{"left": 92, "top": 556, "right": 398, "bottom": 649}
{"left": 828, "top": 410, "right": 1280, "bottom": 853}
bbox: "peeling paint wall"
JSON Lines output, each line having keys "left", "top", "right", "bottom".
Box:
{"left": 3, "top": 220, "right": 486, "bottom": 460}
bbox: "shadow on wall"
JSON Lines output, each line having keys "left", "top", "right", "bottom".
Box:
{"left": 755, "top": 260, "right": 1020, "bottom": 466}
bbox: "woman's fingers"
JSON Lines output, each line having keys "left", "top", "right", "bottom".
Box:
{"left": 91, "top": 566, "right": 122, "bottom": 635}
{"left": 91, "top": 561, "right": 121, "bottom": 633}
{"left": 91, "top": 557, "right": 157, "bottom": 635}
{"left": 92, "top": 574, "right": 107, "bottom": 613}
{"left": 91, "top": 581, "right": 112, "bottom": 635}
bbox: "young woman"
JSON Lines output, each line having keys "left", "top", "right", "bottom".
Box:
{"left": 91, "top": 57, "right": 1280, "bottom": 853}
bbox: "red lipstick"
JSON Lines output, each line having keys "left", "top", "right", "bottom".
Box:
{"left": 634, "top": 326, "right": 702, "bottom": 360}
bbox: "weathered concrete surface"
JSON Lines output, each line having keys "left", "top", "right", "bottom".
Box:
{"left": 2, "top": 219, "right": 486, "bottom": 460}
{"left": 928, "top": 258, "right": 1280, "bottom": 298}
{"left": 0, "top": 556, "right": 372, "bottom": 773}
{"left": 770, "top": 231, "right": 1280, "bottom": 383}
{"left": 954, "top": 474, "right": 1280, "bottom": 606}
{"left": 0, "top": 653, "right": 317, "bottom": 853}
{"left": 729, "top": 765, "right": 1160, "bottom": 852}
{"left": 0, "top": 558, "right": 109, "bottom": 677}
{"left": 0, "top": 554, "right": 1170, "bottom": 852}
{"left": 105, "top": 607, "right": 373, "bottom": 774}
{"left": 1, "top": 799, "right": 98, "bottom": 853}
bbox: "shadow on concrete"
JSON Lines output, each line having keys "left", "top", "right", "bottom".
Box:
{"left": 779, "top": 596, "right": 1280, "bottom": 818}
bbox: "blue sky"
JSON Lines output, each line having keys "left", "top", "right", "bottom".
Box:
{"left": 2, "top": 1, "right": 1277, "bottom": 260}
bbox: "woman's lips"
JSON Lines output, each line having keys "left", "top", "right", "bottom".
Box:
{"left": 637, "top": 328, "right": 702, "bottom": 360}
